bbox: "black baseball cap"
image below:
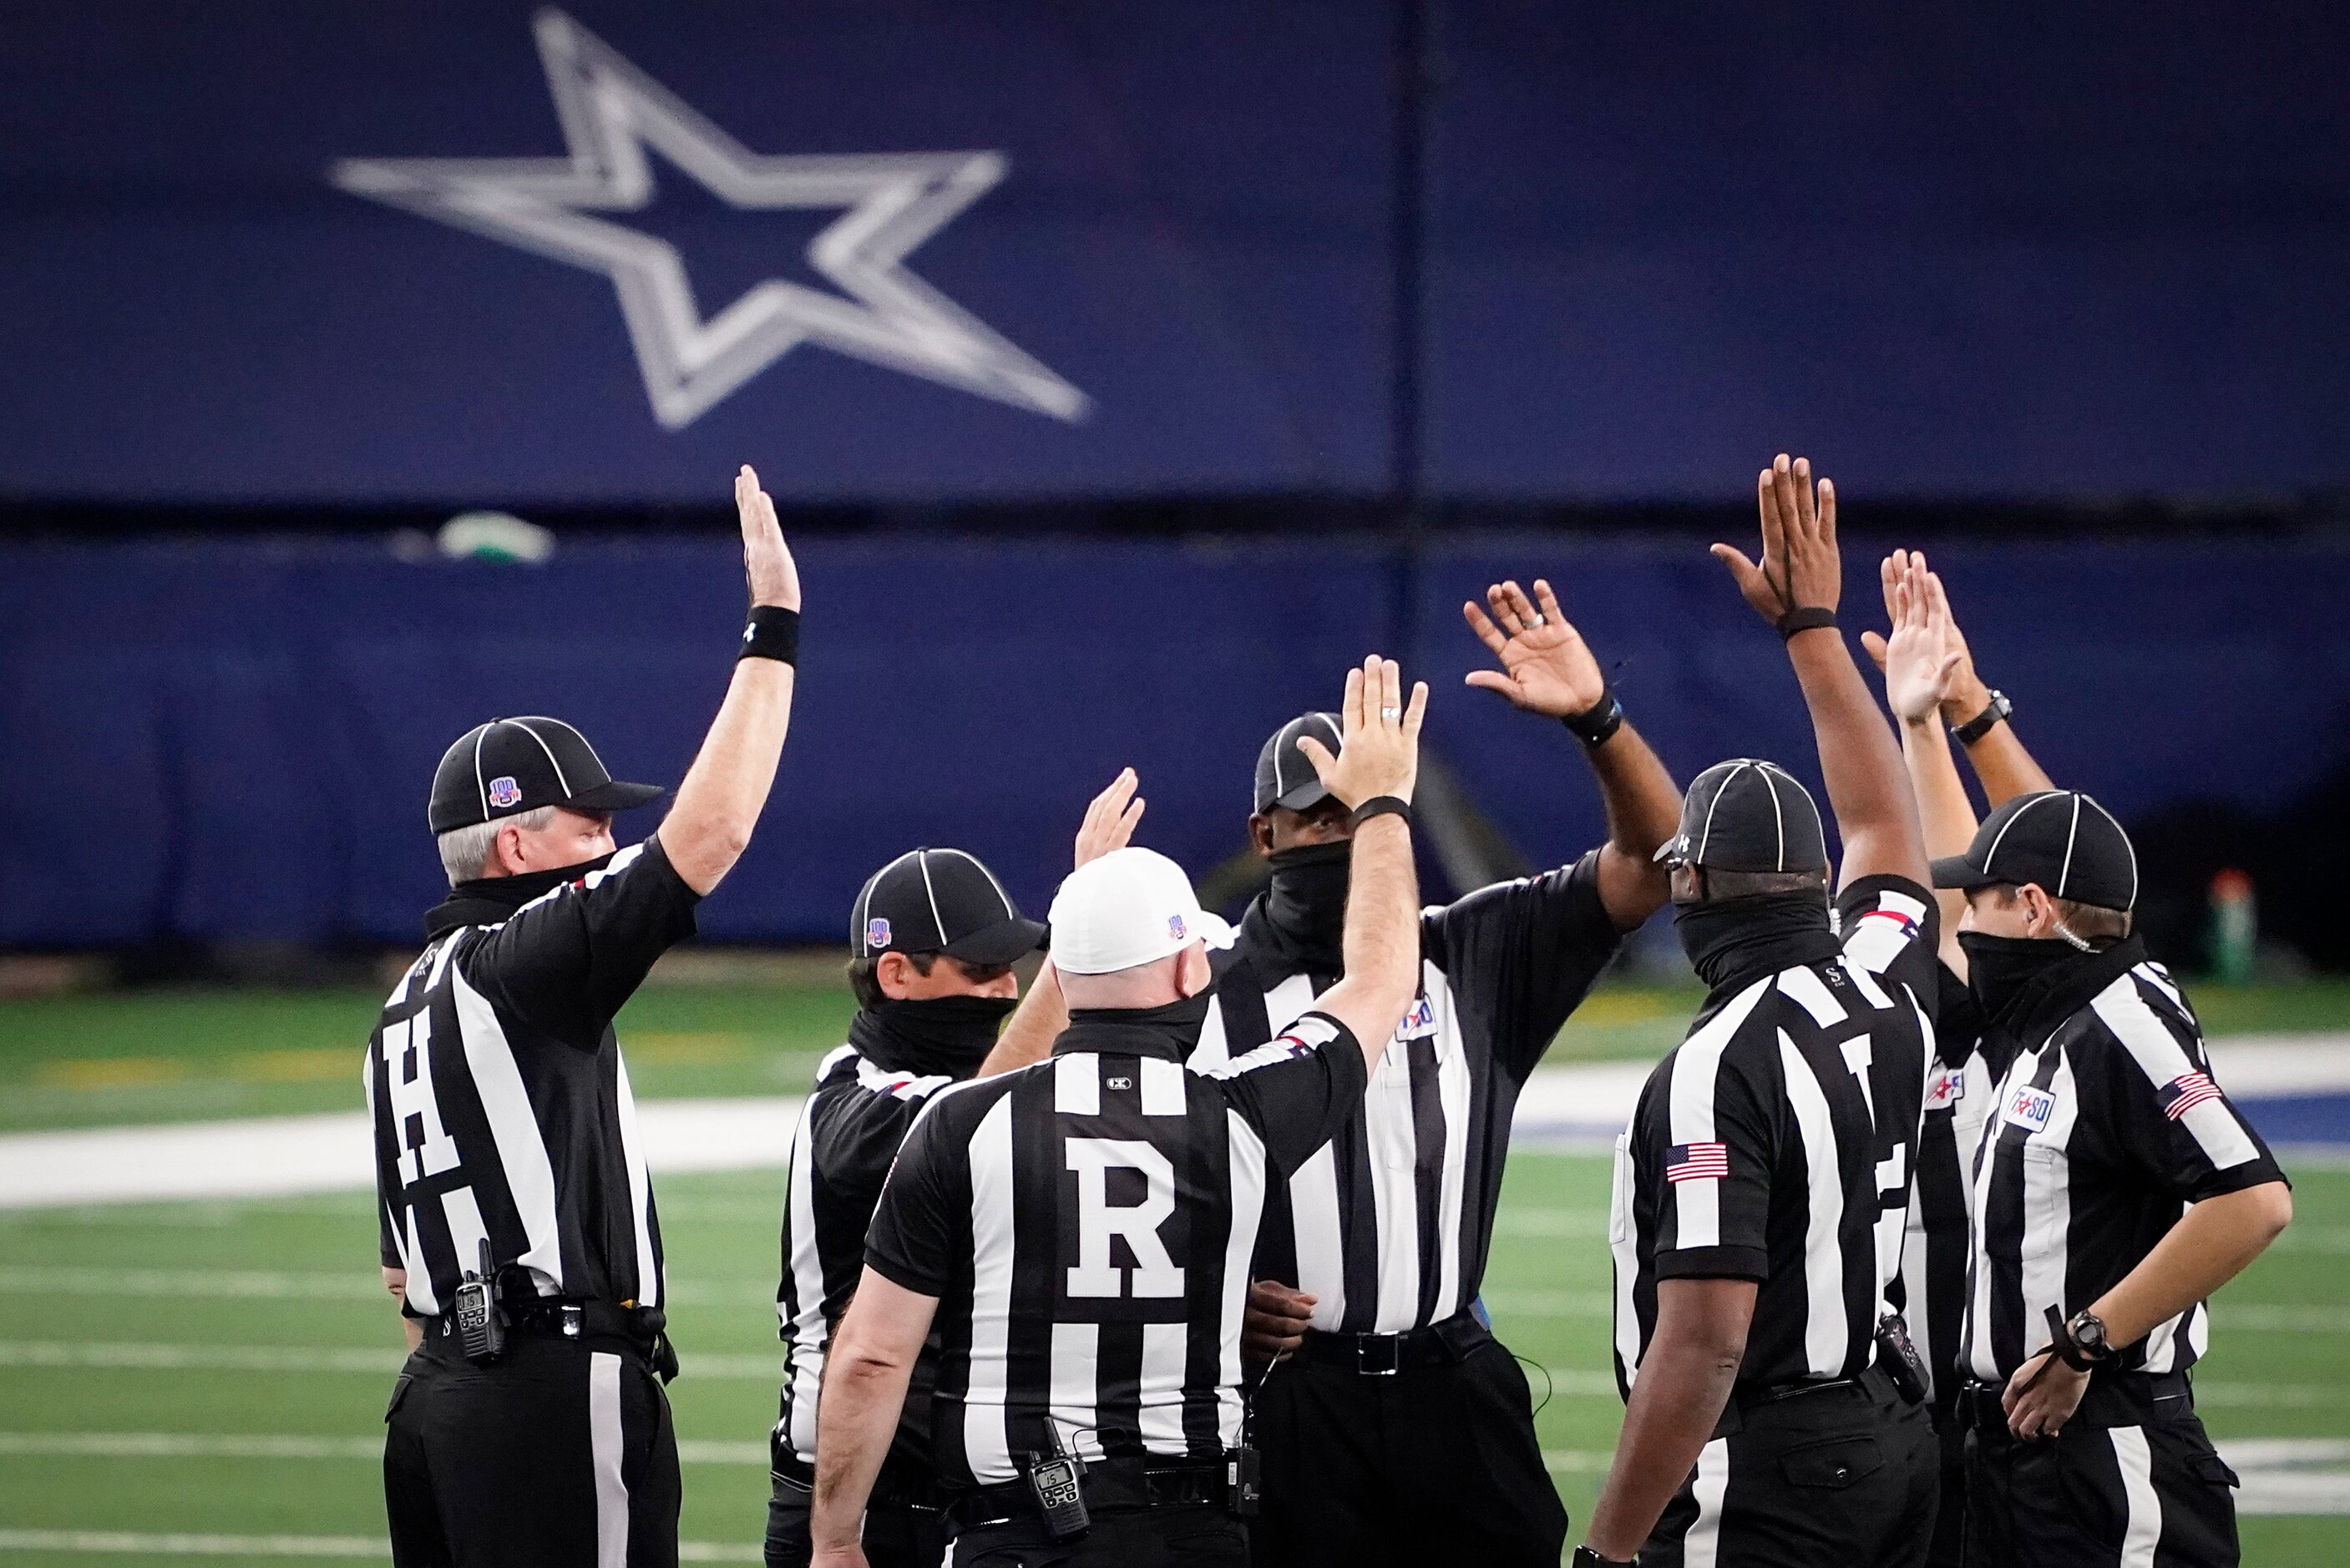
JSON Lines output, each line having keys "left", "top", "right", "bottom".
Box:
{"left": 1254, "top": 712, "right": 1345, "bottom": 815}
{"left": 850, "top": 848, "right": 1047, "bottom": 967}
{"left": 1932, "top": 791, "right": 2138, "bottom": 913}
{"left": 1654, "top": 758, "right": 1830, "bottom": 874}
{"left": 427, "top": 717, "right": 665, "bottom": 834}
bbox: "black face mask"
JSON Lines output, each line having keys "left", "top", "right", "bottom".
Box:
{"left": 856, "top": 994, "right": 1018, "bottom": 1077}
{"left": 1061, "top": 988, "right": 1215, "bottom": 1058}
{"left": 1674, "top": 890, "right": 1836, "bottom": 991}
{"left": 1956, "top": 933, "right": 2079, "bottom": 1031}
{"left": 1262, "top": 840, "right": 1350, "bottom": 961}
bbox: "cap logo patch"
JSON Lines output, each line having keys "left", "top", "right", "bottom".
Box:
{"left": 866, "top": 917, "right": 893, "bottom": 950}
{"left": 1167, "top": 913, "right": 1188, "bottom": 941}
{"left": 487, "top": 776, "right": 522, "bottom": 809}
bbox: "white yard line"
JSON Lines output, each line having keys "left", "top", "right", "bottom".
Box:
{"left": 0, "top": 1530, "right": 761, "bottom": 1560}
{"left": 0, "top": 1430, "right": 767, "bottom": 1465}
{"left": 0, "top": 1265, "right": 775, "bottom": 1307}
{"left": 0, "top": 1341, "right": 786, "bottom": 1380}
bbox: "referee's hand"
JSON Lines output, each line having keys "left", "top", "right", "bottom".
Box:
{"left": 1295, "top": 655, "right": 1427, "bottom": 808}
{"left": 735, "top": 463, "right": 802, "bottom": 610}
{"left": 1714, "top": 453, "right": 1840, "bottom": 625}
{"left": 1242, "top": 1280, "right": 1316, "bottom": 1366}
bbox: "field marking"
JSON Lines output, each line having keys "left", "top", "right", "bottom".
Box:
{"left": 0, "top": 1431, "right": 768, "bottom": 1466}
{"left": 0, "top": 1341, "right": 787, "bottom": 1381}
{"left": 0, "top": 1265, "right": 777, "bottom": 1308}
{"left": 1542, "top": 1449, "right": 1614, "bottom": 1473}
{"left": 1492, "top": 1207, "right": 1610, "bottom": 1238}
{"left": 0, "top": 1530, "right": 762, "bottom": 1560}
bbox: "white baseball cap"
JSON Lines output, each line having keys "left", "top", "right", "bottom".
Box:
{"left": 1046, "top": 847, "right": 1234, "bottom": 976}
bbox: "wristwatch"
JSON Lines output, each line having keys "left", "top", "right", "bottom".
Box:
{"left": 2048, "top": 1305, "right": 2117, "bottom": 1371}
{"left": 1950, "top": 689, "right": 2011, "bottom": 746}
{"left": 1572, "top": 1549, "right": 1637, "bottom": 1568}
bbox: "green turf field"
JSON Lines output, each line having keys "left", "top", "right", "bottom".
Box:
{"left": 0, "top": 1154, "right": 2344, "bottom": 1563}
{"left": 4, "top": 974, "right": 2345, "bottom": 1132}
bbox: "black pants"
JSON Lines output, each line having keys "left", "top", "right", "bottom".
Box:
{"left": 1248, "top": 1329, "right": 1568, "bottom": 1568}
{"left": 1962, "top": 1378, "right": 2240, "bottom": 1567}
{"left": 764, "top": 1455, "right": 947, "bottom": 1568}
{"left": 1643, "top": 1368, "right": 1939, "bottom": 1568}
{"left": 383, "top": 1328, "right": 680, "bottom": 1568}
{"left": 1927, "top": 1413, "right": 1968, "bottom": 1568}
{"left": 947, "top": 1502, "right": 1246, "bottom": 1567}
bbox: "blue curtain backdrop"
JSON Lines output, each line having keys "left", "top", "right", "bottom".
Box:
{"left": 3, "top": 536, "right": 2342, "bottom": 946}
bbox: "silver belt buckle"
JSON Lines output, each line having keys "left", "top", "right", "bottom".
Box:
{"left": 560, "top": 1305, "right": 583, "bottom": 1338}
{"left": 1355, "top": 1333, "right": 1403, "bottom": 1377}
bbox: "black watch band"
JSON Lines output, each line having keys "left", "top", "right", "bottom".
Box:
{"left": 1561, "top": 687, "right": 1624, "bottom": 747}
{"left": 1572, "top": 1548, "right": 1636, "bottom": 1568}
{"left": 1776, "top": 605, "right": 1838, "bottom": 640}
{"left": 1349, "top": 795, "right": 1412, "bottom": 830}
{"left": 739, "top": 604, "right": 800, "bottom": 665}
{"left": 1951, "top": 689, "right": 2011, "bottom": 746}
{"left": 2045, "top": 1304, "right": 2114, "bottom": 1371}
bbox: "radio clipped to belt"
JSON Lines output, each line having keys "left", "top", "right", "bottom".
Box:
{"left": 1023, "top": 1422, "right": 1091, "bottom": 1542}
{"left": 453, "top": 1239, "right": 508, "bottom": 1365}
{"left": 1875, "top": 1312, "right": 1929, "bottom": 1404}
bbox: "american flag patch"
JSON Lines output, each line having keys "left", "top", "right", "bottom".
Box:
{"left": 1666, "top": 1141, "right": 1730, "bottom": 1183}
{"left": 2162, "top": 1070, "right": 2224, "bottom": 1121}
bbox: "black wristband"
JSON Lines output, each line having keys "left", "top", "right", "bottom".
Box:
{"left": 739, "top": 605, "right": 800, "bottom": 665}
{"left": 1571, "top": 1549, "right": 1636, "bottom": 1568}
{"left": 1349, "top": 795, "right": 1412, "bottom": 830}
{"left": 1951, "top": 689, "right": 2011, "bottom": 746}
{"left": 1775, "top": 606, "right": 1838, "bottom": 640}
{"left": 1561, "top": 687, "right": 1624, "bottom": 747}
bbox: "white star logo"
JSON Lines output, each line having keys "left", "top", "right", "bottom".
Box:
{"left": 332, "top": 8, "right": 1089, "bottom": 429}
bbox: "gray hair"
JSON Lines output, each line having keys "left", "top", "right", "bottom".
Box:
{"left": 435, "top": 807, "right": 554, "bottom": 886}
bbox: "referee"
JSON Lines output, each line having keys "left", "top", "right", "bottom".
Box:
{"left": 808, "top": 657, "right": 1429, "bottom": 1568}
{"left": 767, "top": 773, "right": 1143, "bottom": 1568}
{"left": 1212, "top": 579, "right": 1681, "bottom": 1568}
{"left": 1581, "top": 456, "right": 1943, "bottom": 1567}
{"left": 370, "top": 465, "right": 801, "bottom": 1568}
{"left": 1937, "top": 792, "right": 2291, "bottom": 1566}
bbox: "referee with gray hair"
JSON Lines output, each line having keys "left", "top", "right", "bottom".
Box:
{"left": 371, "top": 465, "right": 801, "bottom": 1568}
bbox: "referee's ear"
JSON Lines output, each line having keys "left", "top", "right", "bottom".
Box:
{"left": 1174, "top": 943, "right": 1213, "bottom": 999}
{"left": 1248, "top": 812, "right": 1276, "bottom": 858}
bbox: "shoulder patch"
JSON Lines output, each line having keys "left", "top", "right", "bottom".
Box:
{"left": 2003, "top": 1083, "right": 2058, "bottom": 1134}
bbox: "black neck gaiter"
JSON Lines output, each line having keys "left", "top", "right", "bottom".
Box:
{"left": 424, "top": 852, "right": 618, "bottom": 938}
{"left": 1258, "top": 841, "right": 1351, "bottom": 969}
{"left": 1674, "top": 892, "right": 1841, "bottom": 992}
{"left": 1059, "top": 990, "right": 1215, "bottom": 1060}
{"left": 850, "top": 994, "right": 1017, "bottom": 1078}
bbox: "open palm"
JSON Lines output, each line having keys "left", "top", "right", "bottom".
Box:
{"left": 1462, "top": 578, "right": 1606, "bottom": 718}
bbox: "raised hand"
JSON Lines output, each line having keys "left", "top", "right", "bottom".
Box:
{"left": 1876, "top": 554, "right": 1963, "bottom": 724}
{"left": 1713, "top": 453, "right": 1841, "bottom": 626}
{"left": 736, "top": 463, "right": 802, "bottom": 610}
{"left": 1461, "top": 578, "right": 1608, "bottom": 717}
{"left": 1074, "top": 768, "right": 1146, "bottom": 868}
{"left": 1294, "top": 655, "right": 1429, "bottom": 808}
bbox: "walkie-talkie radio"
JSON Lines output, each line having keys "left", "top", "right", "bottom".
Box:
{"left": 1024, "top": 1422, "right": 1090, "bottom": 1541}
{"left": 453, "top": 1239, "right": 506, "bottom": 1364}
{"left": 1875, "top": 1312, "right": 1928, "bottom": 1404}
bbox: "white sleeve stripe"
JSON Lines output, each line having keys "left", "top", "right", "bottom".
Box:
{"left": 2089, "top": 980, "right": 2261, "bottom": 1171}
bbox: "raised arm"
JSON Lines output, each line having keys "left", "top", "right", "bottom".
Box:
{"left": 975, "top": 770, "right": 1147, "bottom": 1077}
{"left": 1862, "top": 551, "right": 1973, "bottom": 964}
{"left": 1461, "top": 578, "right": 1680, "bottom": 929}
{"left": 656, "top": 465, "right": 803, "bottom": 896}
{"left": 1714, "top": 454, "right": 1930, "bottom": 891}
{"left": 1930, "top": 572, "right": 2055, "bottom": 806}
{"left": 1293, "top": 656, "right": 1427, "bottom": 1069}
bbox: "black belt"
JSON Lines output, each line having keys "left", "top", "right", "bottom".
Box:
{"left": 1713, "top": 1362, "right": 1907, "bottom": 1440}
{"left": 1955, "top": 1369, "right": 2192, "bottom": 1437}
{"left": 1294, "top": 1308, "right": 1492, "bottom": 1376}
{"left": 945, "top": 1457, "right": 1228, "bottom": 1530}
{"left": 418, "top": 1298, "right": 676, "bottom": 1378}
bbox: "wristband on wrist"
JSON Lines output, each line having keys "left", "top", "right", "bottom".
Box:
{"left": 1951, "top": 689, "right": 2011, "bottom": 746}
{"left": 738, "top": 605, "right": 800, "bottom": 665}
{"left": 1572, "top": 1547, "right": 1636, "bottom": 1568}
{"left": 1775, "top": 605, "right": 1838, "bottom": 640}
{"left": 1349, "top": 795, "right": 1412, "bottom": 830}
{"left": 1560, "top": 687, "right": 1625, "bottom": 747}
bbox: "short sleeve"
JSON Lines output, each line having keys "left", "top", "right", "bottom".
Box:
{"left": 1641, "top": 1018, "right": 1779, "bottom": 1282}
{"left": 2087, "top": 980, "right": 2286, "bottom": 1203}
{"left": 812, "top": 1080, "right": 941, "bottom": 1220}
{"left": 1421, "top": 850, "right": 1621, "bottom": 1079}
{"left": 1203, "top": 1010, "right": 1371, "bottom": 1176}
{"left": 463, "top": 837, "right": 701, "bottom": 1047}
{"left": 864, "top": 1100, "right": 967, "bottom": 1299}
{"left": 1836, "top": 873, "right": 1942, "bottom": 1020}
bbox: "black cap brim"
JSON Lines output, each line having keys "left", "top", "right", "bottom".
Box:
{"left": 561, "top": 779, "right": 666, "bottom": 817}
{"left": 940, "top": 917, "right": 1049, "bottom": 968}
{"left": 1930, "top": 854, "right": 1996, "bottom": 892}
{"left": 1270, "top": 778, "right": 1332, "bottom": 813}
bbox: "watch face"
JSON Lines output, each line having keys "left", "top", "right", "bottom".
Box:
{"left": 2074, "top": 1313, "right": 2106, "bottom": 1351}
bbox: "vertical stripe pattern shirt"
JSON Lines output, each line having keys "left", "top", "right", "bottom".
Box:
{"left": 1612, "top": 877, "right": 1942, "bottom": 1393}
{"left": 1960, "top": 943, "right": 2285, "bottom": 1382}
{"left": 1190, "top": 852, "right": 1620, "bottom": 1333}
{"left": 366, "top": 838, "right": 696, "bottom": 1317}
{"left": 863, "top": 1007, "right": 1371, "bottom": 1486}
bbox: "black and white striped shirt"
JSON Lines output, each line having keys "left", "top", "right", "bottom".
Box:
{"left": 773, "top": 1031, "right": 962, "bottom": 1469}
{"left": 1896, "top": 969, "right": 2000, "bottom": 1408}
{"left": 1191, "top": 852, "right": 1619, "bottom": 1333}
{"left": 367, "top": 838, "right": 696, "bottom": 1316}
{"left": 1961, "top": 942, "right": 2284, "bottom": 1382}
{"left": 1612, "top": 877, "right": 1940, "bottom": 1393}
{"left": 864, "top": 1008, "right": 1369, "bottom": 1486}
